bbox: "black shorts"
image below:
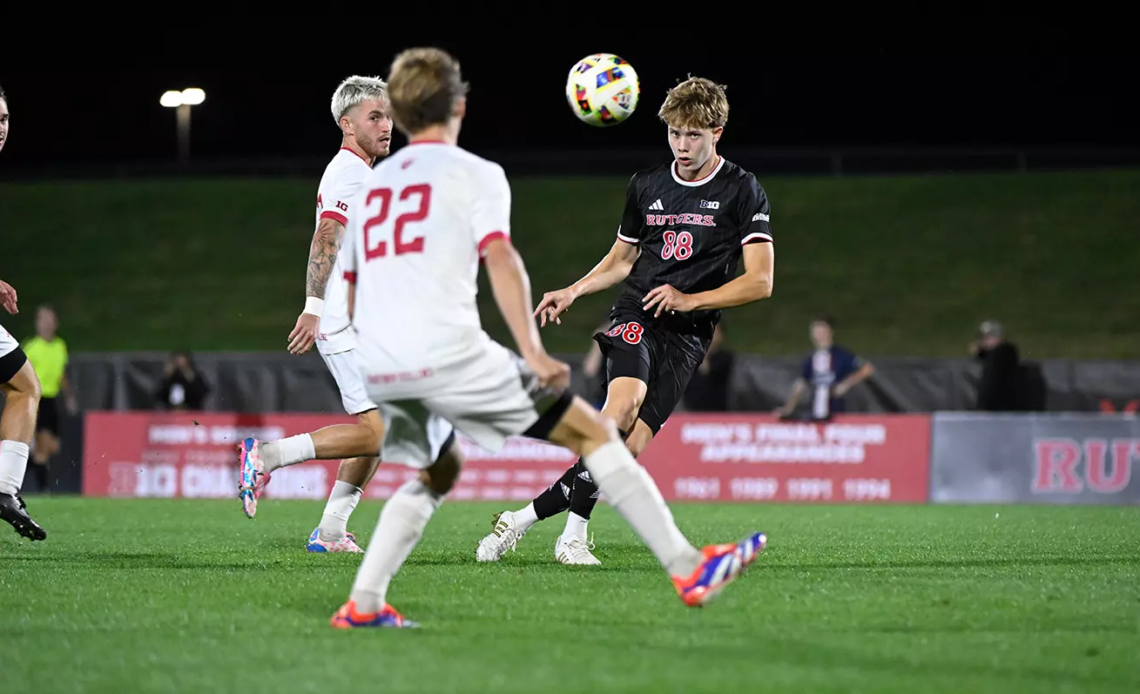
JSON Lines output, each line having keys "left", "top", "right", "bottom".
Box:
{"left": 0, "top": 346, "right": 28, "bottom": 384}
{"left": 592, "top": 310, "right": 710, "bottom": 435}
{"left": 37, "top": 397, "right": 59, "bottom": 435}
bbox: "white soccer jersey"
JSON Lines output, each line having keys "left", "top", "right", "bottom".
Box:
{"left": 342, "top": 140, "right": 511, "bottom": 391}
{"left": 314, "top": 147, "right": 373, "bottom": 355}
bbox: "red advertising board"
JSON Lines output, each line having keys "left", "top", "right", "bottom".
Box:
{"left": 640, "top": 414, "right": 931, "bottom": 503}
{"left": 82, "top": 412, "right": 931, "bottom": 503}
{"left": 81, "top": 412, "right": 576, "bottom": 502}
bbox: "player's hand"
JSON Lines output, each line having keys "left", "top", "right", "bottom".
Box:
{"left": 287, "top": 312, "right": 320, "bottom": 355}
{"left": 642, "top": 284, "right": 694, "bottom": 318}
{"left": 533, "top": 287, "right": 576, "bottom": 327}
{"left": 524, "top": 350, "right": 571, "bottom": 392}
{"left": 0, "top": 279, "right": 18, "bottom": 315}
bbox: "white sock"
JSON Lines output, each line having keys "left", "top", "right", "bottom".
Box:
{"left": 0, "top": 441, "right": 29, "bottom": 496}
{"left": 319, "top": 480, "right": 362, "bottom": 540}
{"left": 583, "top": 440, "right": 702, "bottom": 577}
{"left": 260, "top": 434, "right": 315, "bottom": 474}
{"left": 513, "top": 502, "right": 539, "bottom": 532}
{"left": 349, "top": 478, "right": 441, "bottom": 613}
{"left": 562, "top": 512, "right": 589, "bottom": 541}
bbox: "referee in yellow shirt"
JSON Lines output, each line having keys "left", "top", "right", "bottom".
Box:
{"left": 22, "top": 306, "right": 76, "bottom": 491}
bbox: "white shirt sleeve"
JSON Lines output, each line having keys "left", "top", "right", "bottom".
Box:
{"left": 318, "top": 162, "right": 365, "bottom": 227}
{"left": 341, "top": 191, "right": 360, "bottom": 282}
{"left": 470, "top": 162, "right": 511, "bottom": 257}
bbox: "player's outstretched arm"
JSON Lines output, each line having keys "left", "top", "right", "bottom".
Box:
{"left": 534, "top": 239, "right": 639, "bottom": 326}
{"left": 483, "top": 237, "right": 570, "bottom": 392}
{"left": 287, "top": 217, "right": 345, "bottom": 354}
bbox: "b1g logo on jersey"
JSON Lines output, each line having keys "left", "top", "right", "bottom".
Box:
{"left": 699, "top": 199, "right": 720, "bottom": 209}
{"left": 646, "top": 213, "right": 716, "bottom": 227}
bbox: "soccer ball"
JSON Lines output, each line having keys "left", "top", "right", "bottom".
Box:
{"left": 565, "top": 53, "right": 640, "bottom": 127}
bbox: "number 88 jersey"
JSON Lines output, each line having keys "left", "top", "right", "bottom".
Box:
{"left": 612, "top": 156, "right": 773, "bottom": 340}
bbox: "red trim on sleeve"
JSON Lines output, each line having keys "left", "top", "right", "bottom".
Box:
{"left": 343, "top": 271, "right": 357, "bottom": 283}
{"left": 617, "top": 235, "right": 638, "bottom": 245}
{"left": 478, "top": 231, "right": 507, "bottom": 257}
{"left": 320, "top": 210, "right": 348, "bottom": 226}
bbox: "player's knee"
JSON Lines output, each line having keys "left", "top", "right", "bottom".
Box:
{"left": 357, "top": 409, "right": 385, "bottom": 440}
{"left": 626, "top": 433, "right": 650, "bottom": 458}
{"left": 603, "top": 397, "right": 641, "bottom": 433}
{"left": 422, "top": 445, "right": 463, "bottom": 495}
{"left": 585, "top": 410, "right": 622, "bottom": 447}
{"left": 11, "top": 362, "right": 41, "bottom": 401}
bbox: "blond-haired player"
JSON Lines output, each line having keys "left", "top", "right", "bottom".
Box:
{"left": 0, "top": 84, "right": 49, "bottom": 541}
{"left": 237, "top": 75, "right": 457, "bottom": 553}
{"left": 328, "top": 49, "right": 766, "bottom": 628}
{"left": 478, "top": 76, "right": 776, "bottom": 565}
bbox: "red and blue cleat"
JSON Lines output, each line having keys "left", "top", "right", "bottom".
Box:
{"left": 330, "top": 600, "right": 417, "bottom": 629}
{"left": 672, "top": 531, "right": 767, "bottom": 607}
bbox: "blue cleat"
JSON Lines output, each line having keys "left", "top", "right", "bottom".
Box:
{"left": 672, "top": 531, "right": 767, "bottom": 607}
{"left": 306, "top": 528, "right": 363, "bottom": 553}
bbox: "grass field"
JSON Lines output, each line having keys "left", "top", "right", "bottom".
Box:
{"left": 1, "top": 498, "right": 1137, "bottom": 693}
{"left": 2, "top": 169, "right": 1139, "bottom": 358}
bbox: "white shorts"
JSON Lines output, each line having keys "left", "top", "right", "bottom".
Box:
{"left": 365, "top": 340, "right": 567, "bottom": 471}
{"left": 323, "top": 345, "right": 457, "bottom": 466}
{"left": 0, "top": 323, "right": 18, "bottom": 359}
{"left": 320, "top": 348, "right": 377, "bottom": 416}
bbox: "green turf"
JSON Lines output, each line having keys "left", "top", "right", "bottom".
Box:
{"left": 1, "top": 498, "right": 1137, "bottom": 693}
{"left": 2, "top": 169, "right": 1138, "bottom": 357}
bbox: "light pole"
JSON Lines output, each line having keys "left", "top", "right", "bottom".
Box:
{"left": 160, "top": 88, "right": 205, "bottom": 167}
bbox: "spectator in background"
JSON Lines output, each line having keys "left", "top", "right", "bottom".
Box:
{"left": 683, "top": 321, "right": 735, "bottom": 411}
{"left": 775, "top": 316, "right": 874, "bottom": 420}
{"left": 22, "top": 305, "right": 77, "bottom": 491}
{"left": 970, "top": 320, "right": 1020, "bottom": 410}
{"left": 156, "top": 350, "right": 210, "bottom": 411}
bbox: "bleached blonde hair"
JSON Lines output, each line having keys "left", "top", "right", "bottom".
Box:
{"left": 331, "top": 75, "right": 388, "bottom": 125}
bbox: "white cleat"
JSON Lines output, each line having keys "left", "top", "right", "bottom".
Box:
{"left": 476, "top": 511, "right": 527, "bottom": 562}
{"left": 555, "top": 535, "right": 602, "bottom": 565}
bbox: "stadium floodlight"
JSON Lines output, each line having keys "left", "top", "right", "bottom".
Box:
{"left": 160, "top": 88, "right": 206, "bottom": 167}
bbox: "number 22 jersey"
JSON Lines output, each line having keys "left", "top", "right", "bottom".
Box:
{"left": 341, "top": 140, "right": 512, "bottom": 376}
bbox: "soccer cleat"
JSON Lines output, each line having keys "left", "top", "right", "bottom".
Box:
{"left": 330, "top": 600, "right": 417, "bottom": 629}
{"left": 475, "top": 510, "right": 527, "bottom": 562}
{"left": 237, "top": 437, "right": 270, "bottom": 518}
{"left": 672, "top": 531, "right": 767, "bottom": 608}
{"left": 306, "top": 528, "right": 363, "bottom": 553}
{"left": 0, "top": 493, "right": 46, "bottom": 541}
{"left": 555, "top": 535, "right": 601, "bottom": 565}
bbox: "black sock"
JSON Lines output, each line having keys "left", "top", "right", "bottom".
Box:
{"left": 568, "top": 428, "right": 629, "bottom": 520}
{"left": 568, "top": 459, "right": 600, "bottom": 519}
{"left": 532, "top": 463, "right": 577, "bottom": 520}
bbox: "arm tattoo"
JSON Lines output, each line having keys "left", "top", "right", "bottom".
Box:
{"left": 306, "top": 218, "right": 344, "bottom": 299}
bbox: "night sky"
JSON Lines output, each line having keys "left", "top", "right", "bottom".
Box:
{"left": 2, "top": 52, "right": 1138, "bottom": 172}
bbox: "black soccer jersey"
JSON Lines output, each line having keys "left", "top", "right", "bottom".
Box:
{"left": 611, "top": 156, "right": 773, "bottom": 339}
